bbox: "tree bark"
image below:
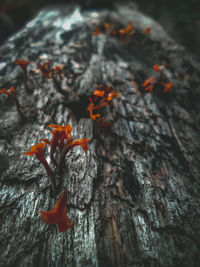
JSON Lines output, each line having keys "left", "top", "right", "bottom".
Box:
{"left": 0, "top": 3, "right": 200, "bottom": 267}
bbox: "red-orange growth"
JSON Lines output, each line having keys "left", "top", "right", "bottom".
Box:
{"left": 15, "top": 59, "right": 30, "bottom": 71}
{"left": 0, "top": 86, "right": 15, "bottom": 98}
{"left": 87, "top": 85, "right": 118, "bottom": 124}
{"left": 40, "top": 190, "right": 72, "bottom": 232}
{"left": 142, "top": 64, "right": 173, "bottom": 94}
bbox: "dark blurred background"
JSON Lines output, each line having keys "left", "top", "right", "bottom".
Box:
{"left": 0, "top": 0, "right": 199, "bottom": 57}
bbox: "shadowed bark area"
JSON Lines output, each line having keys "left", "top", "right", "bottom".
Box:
{"left": 0, "top": 3, "right": 200, "bottom": 267}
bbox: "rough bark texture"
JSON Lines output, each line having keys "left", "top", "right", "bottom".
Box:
{"left": 0, "top": 3, "right": 200, "bottom": 267}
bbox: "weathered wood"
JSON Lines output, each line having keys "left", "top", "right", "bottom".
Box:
{"left": 0, "top": 3, "right": 200, "bottom": 267}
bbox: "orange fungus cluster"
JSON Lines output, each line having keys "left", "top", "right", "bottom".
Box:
{"left": 25, "top": 124, "right": 89, "bottom": 232}
{"left": 38, "top": 61, "right": 63, "bottom": 79}
{"left": 93, "top": 22, "right": 151, "bottom": 40}
{"left": 143, "top": 64, "right": 173, "bottom": 93}
{"left": 93, "top": 21, "right": 135, "bottom": 41}
{"left": 1, "top": 17, "right": 175, "bottom": 235}
{"left": 87, "top": 85, "right": 119, "bottom": 124}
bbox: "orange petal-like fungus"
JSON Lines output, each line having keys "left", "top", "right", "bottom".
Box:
{"left": 142, "top": 26, "right": 151, "bottom": 35}
{"left": 143, "top": 64, "right": 172, "bottom": 94}
{"left": 68, "top": 138, "right": 90, "bottom": 151}
{"left": 87, "top": 102, "right": 102, "bottom": 120}
{"left": 95, "top": 85, "right": 118, "bottom": 102}
{"left": 0, "top": 86, "right": 15, "bottom": 98}
{"left": 15, "top": 59, "right": 30, "bottom": 70}
{"left": 162, "top": 82, "right": 173, "bottom": 93}
{"left": 25, "top": 142, "right": 51, "bottom": 174}
{"left": 142, "top": 77, "right": 155, "bottom": 93}
{"left": 104, "top": 23, "right": 110, "bottom": 30}
{"left": 39, "top": 61, "right": 51, "bottom": 72}
{"left": 39, "top": 61, "right": 54, "bottom": 79}
{"left": 40, "top": 190, "right": 72, "bottom": 232}
{"left": 0, "top": 86, "right": 25, "bottom": 120}
{"left": 142, "top": 77, "right": 154, "bottom": 87}
{"left": 43, "top": 72, "right": 53, "bottom": 79}
{"left": 25, "top": 142, "right": 56, "bottom": 195}
{"left": 49, "top": 124, "right": 73, "bottom": 152}
{"left": 93, "top": 90, "right": 105, "bottom": 97}
{"left": 88, "top": 85, "right": 118, "bottom": 121}
{"left": 93, "top": 28, "right": 102, "bottom": 36}
{"left": 153, "top": 63, "right": 166, "bottom": 73}
{"left": 145, "top": 84, "right": 154, "bottom": 93}
{"left": 104, "top": 23, "right": 113, "bottom": 34}
{"left": 107, "top": 91, "right": 119, "bottom": 101}
{"left": 54, "top": 65, "right": 62, "bottom": 72}
{"left": 153, "top": 64, "right": 160, "bottom": 72}
{"left": 119, "top": 22, "right": 134, "bottom": 39}
{"left": 25, "top": 142, "right": 46, "bottom": 160}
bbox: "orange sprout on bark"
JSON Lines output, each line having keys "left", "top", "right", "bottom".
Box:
{"left": 0, "top": 86, "right": 25, "bottom": 119}
{"left": 0, "top": 86, "right": 15, "bottom": 98}
{"left": 142, "top": 64, "right": 173, "bottom": 94}
{"left": 87, "top": 85, "right": 118, "bottom": 125}
{"left": 39, "top": 61, "right": 53, "bottom": 79}
{"left": 119, "top": 22, "right": 135, "bottom": 40}
{"left": 142, "top": 26, "right": 151, "bottom": 35}
{"left": 153, "top": 63, "right": 166, "bottom": 73}
{"left": 15, "top": 59, "right": 30, "bottom": 71}
{"left": 142, "top": 77, "right": 155, "bottom": 93}
{"left": 162, "top": 82, "right": 173, "bottom": 93}
{"left": 40, "top": 190, "right": 72, "bottom": 232}
{"left": 93, "top": 27, "right": 103, "bottom": 36}
{"left": 25, "top": 142, "right": 56, "bottom": 196}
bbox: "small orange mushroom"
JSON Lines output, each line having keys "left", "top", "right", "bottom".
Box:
{"left": 39, "top": 62, "right": 67, "bottom": 95}
{"left": 15, "top": 59, "right": 30, "bottom": 71}
{"left": 153, "top": 63, "right": 166, "bottom": 73}
{"left": 25, "top": 142, "right": 56, "bottom": 196}
{"left": 142, "top": 26, "right": 151, "bottom": 35}
{"left": 87, "top": 100, "right": 102, "bottom": 120}
{"left": 93, "top": 90, "right": 105, "bottom": 98}
{"left": 162, "top": 82, "right": 173, "bottom": 93}
{"left": 87, "top": 85, "right": 118, "bottom": 123}
{"left": 40, "top": 124, "right": 89, "bottom": 175}
{"left": 48, "top": 124, "right": 73, "bottom": 152}
{"left": 103, "top": 23, "right": 115, "bottom": 35}
{"left": 142, "top": 77, "right": 155, "bottom": 93}
{"left": 93, "top": 27, "right": 103, "bottom": 36}
{"left": 93, "top": 21, "right": 134, "bottom": 41}
{"left": 93, "top": 86, "right": 119, "bottom": 102}
{"left": 39, "top": 61, "right": 53, "bottom": 79}
{"left": 44, "top": 125, "right": 90, "bottom": 175}
{"left": 15, "top": 59, "right": 32, "bottom": 93}
{"left": 104, "top": 23, "right": 110, "bottom": 30}
{"left": 0, "top": 86, "right": 15, "bottom": 98}
{"left": 40, "top": 190, "right": 72, "bottom": 232}
{"left": 53, "top": 65, "right": 62, "bottom": 72}
{"left": 119, "top": 22, "right": 135, "bottom": 40}
{"left": 41, "top": 124, "right": 72, "bottom": 167}
{"left": 0, "top": 86, "right": 25, "bottom": 119}
{"left": 53, "top": 65, "right": 64, "bottom": 78}
{"left": 142, "top": 64, "right": 173, "bottom": 94}
{"left": 66, "top": 138, "right": 89, "bottom": 152}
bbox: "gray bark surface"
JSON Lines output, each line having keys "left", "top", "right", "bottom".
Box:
{"left": 0, "top": 3, "right": 200, "bottom": 267}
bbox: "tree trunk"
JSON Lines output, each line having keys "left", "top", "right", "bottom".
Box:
{"left": 0, "top": 3, "right": 200, "bottom": 267}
